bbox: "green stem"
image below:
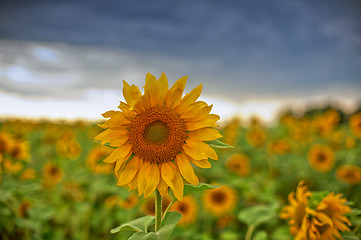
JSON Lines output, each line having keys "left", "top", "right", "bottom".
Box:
{"left": 155, "top": 190, "right": 162, "bottom": 232}
{"left": 162, "top": 198, "right": 177, "bottom": 222}
{"left": 245, "top": 225, "right": 255, "bottom": 240}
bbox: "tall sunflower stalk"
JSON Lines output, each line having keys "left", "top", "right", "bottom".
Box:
{"left": 94, "top": 73, "right": 229, "bottom": 239}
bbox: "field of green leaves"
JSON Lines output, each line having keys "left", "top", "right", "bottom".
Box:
{"left": 1, "top": 107, "right": 361, "bottom": 240}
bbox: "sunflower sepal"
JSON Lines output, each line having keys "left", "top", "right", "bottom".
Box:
{"left": 93, "top": 140, "right": 117, "bottom": 149}
{"left": 184, "top": 183, "right": 220, "bottom": 197}
{"left": 307, "top": 191, "right": 329, "bottom": 209}
{"left": 205, "top": 139, "right": 233, "bottom": 149}
{"left": 110, "top": 215, "right": 155, "bottom": 234}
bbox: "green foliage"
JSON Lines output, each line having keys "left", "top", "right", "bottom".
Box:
{"left": 111, "top": 215, "right": 155, "bottom": 233}
{"left": 205, "top": 139, "right": 233, "bottom": 149}
{"left": 238, "top": 205, "right": 277, "bottom": 227}
{"left": 307, "top": 191, "right": 329, "bottom": 209}
{"left": 183, "top": 183, "right": 220, "bottom": 197}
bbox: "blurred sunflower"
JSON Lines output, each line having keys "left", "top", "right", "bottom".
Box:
{"left": 246, "top": 127, "right": 267, "bottom": 147}
{"left": 18, "top": 199, "right": 32, "bottom": 218}
{"left": 203, "top": 185, "right": 237, "bottom": 216}
{"left": 305, "top": 193, "right": 351, "bottom": 240}
{"left": 226, "top": 153, "right": 250, "bottom": 177}
{"left": 280, "top": 181, "right": 351, "bottom": 240}
{"left": 222, "top": 118, "right": 240, "bottom": 146}
{"left": 20, "top": 168, "right": 36, "bottom": 180}
{"left": 141, "top": 195, "right": 172, "bottom": 216}
{"left": 170, "top": 195, "right": 198, "bottom": 225}
{"left": 350, "top": 112, "right": 361, "bottom": 138}
{"left": 336, "top": 165, "right": 361, "bottom": 185}
{"left": 86, "top": 146, "right": 113, "bottom": 174}
{"left": 344, "top": 136, "right": 356, "bottom": 149}
{"left": 56, "top": 138, "right": 81, "bottom": 159}
{"left": 119, "top": 193, "right": 139, "bottom": 209}
{"left": 0, "top": 132, "right": 13, "bottom": 155}
{"left": 279, "top": 181, "right": 311, "bottom": 237}
{"left": 9, "top": 140, "right": 29, "bottom": 161}
{"left": 3, "top": 158, "right": 23, "bottom": 174}
{"left": 95, "top": 73, "right": 222, "bottom": 200}
{"left": 42, "top": 162, "right": 63, "bottom": 188}
{"left": 267, "top": 139, "right": 291, "bottom": 155}
{"left": 308, "top": 144, "right": 335, "bottom": 173}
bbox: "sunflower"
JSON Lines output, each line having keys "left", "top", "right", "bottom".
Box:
{"left": 94, "top": 73, "right": 222, "bottom": 200}
{"left": 56, "top": 138, "right": 81, "bottom": 159}
{"left": 267, "top": 139, "right": 291, "bottom": 155}
{"left": 222, "top": 118, "right": 240, "bottom": 146}
{"left": 307, "top": 144, "right": 335, "bottom": 173}
{"left": 305, "top": 193, "right": 351, "bottom": 240}
{"left": 119, "top": 193, "right": 139, "bottom": 209}
{"left": 226, "top": 153, "right": 250, "bottom": 177}
{"left": 203, "top": 185, "right": 237, "bottom": 216}
{"left": 20, "top": 168, "right": 36, "bottom": 180}
{"left": 344, "top": 136, "right": 356, "bottom": 149}
{"left": 9, "top": 140, "right": 29, "bottom": 161}
{"left": 279, "top": 181, "right": 311, "bottom": 237}
{"left": 86, "top": 145, "right": 113, "bottom": 174}
{"left": 18, "top": 199, "right": 32, "bottom": 218}
{"left": 170, "top": 195, "right": 198, "bottom": 225}
{"left": 336, "top": 165, "right": 361, "bottom": 185}
{"left": 280, "top": 181, "right": 351, "bottom": 240}
{"left": 0, "top": 132, "right": 13, "bottom": 155}
{"left": 3, "top": 158, "right": 23, "bottom": 174}
{"left": 246, "top": 127, "right": 267, "bottom": 147}
{"left": 42, "top": 162, "right": 63, "bottom": 188}
{"left": 350, "top": 112, "right": 361, "bottom": 138}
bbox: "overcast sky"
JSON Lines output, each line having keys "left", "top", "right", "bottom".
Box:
{"left": 0, "top": 0, "right": 360, "bottom": 121}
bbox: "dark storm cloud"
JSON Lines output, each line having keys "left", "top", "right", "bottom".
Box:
{"left": 0, "top": 0, "right": 360, "bottom": 100}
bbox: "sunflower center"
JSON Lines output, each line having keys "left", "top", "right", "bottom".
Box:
{"left": 128, "top": 106, "right": 187, "bottom": 164}
{"left": 212, "top": 192, "right": 226, "bottom": 204}
{"left": 317, "top": 153, "right": 326, "bottom": 162}
{"left": 144, "top": 120, "right": 169, "bottom": 145}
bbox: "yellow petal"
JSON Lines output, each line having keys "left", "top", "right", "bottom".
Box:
{"left": 114, "top": 152, "right": 132, "bottom": 176}
{"left": 158, "top": 72, "right": 169, "bottom": 103}
{"left": 175, "top": 154, "right": 199, "bottom": 185}
{"left": 168, "top": 162, "right": 184, "bottom": 201}
{"left": 164, "top": 76, "right": 187, "bottom": 108}
{"left": 177, "top": 83, "right": 202, "bottom": 113}
{"left": 143, "top": 163, "right": 160, "bottom": 198}
{"left": 186, "top": 114, "right": 220, "bottom": 131}
{"left": 182, "top": 140, "right": 208, "bottom": 160}
{"left": 117, "top": 156, "right": 140, "bottom": 186}
{"left": 137, "top": 160, "right": 150, "bottom": 196}
{"left": 94, "top": 129, "right": 111, "bottom": 144}
{"left": 123, "top": 80, "right": 142, "bottom": 107}
{"left": 128, "top": 172, "right": 138, "bottom": 190}
{"left": 189, "top": 158, "right": 211, "bottom": 168}
{"left": 157, "top": 174, "right": 169, "bottom": 197}
{"left": 187, "top": 128, "right": 222, "bottom": 141}
{"left": 144, "top": 73, "right": 158, "bottom": 107}
{"left": 103, "top": 144, "right": 132, "bottom": 163}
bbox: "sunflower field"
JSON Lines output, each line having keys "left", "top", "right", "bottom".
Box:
{"left": 1, "top": 104, "right": 361, "bottom": 239}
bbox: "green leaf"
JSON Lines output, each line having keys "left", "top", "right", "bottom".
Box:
{"left": 341, "top": 232, "right": 360, "bottom": 240}
{"left": 238, "top": 205, "right": 277, "bottom": 227}
{"left": 129, "top": 232, "right": 158, "bottom": 240}
{"left": 156, "top": 224, "right": 177, "bottom": 240}
{"left": 205, "top": 139, "right": 233, "bottom": 149}
{"left": 128, "top": 224, "right": 177, "bottom": 240}
{"left": 93, "top": 140, "right": 117, "bottom": 149}
{"left": 110, "top": 215, "right": 155, "bottom": 234}
{"left": 183, "top": 183, "right": 220, "bottom": 197}
{"left": 307, "top": 191, "right": 329, "bottom": 209}
{"left": 348, "top": 208, "right": 361, "bottom": 216}
{"left": 160, "top": 211, "right": 182, "bottom": 229}
{"left": 253, "top": 231, "right": 268, "bottom": 240}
